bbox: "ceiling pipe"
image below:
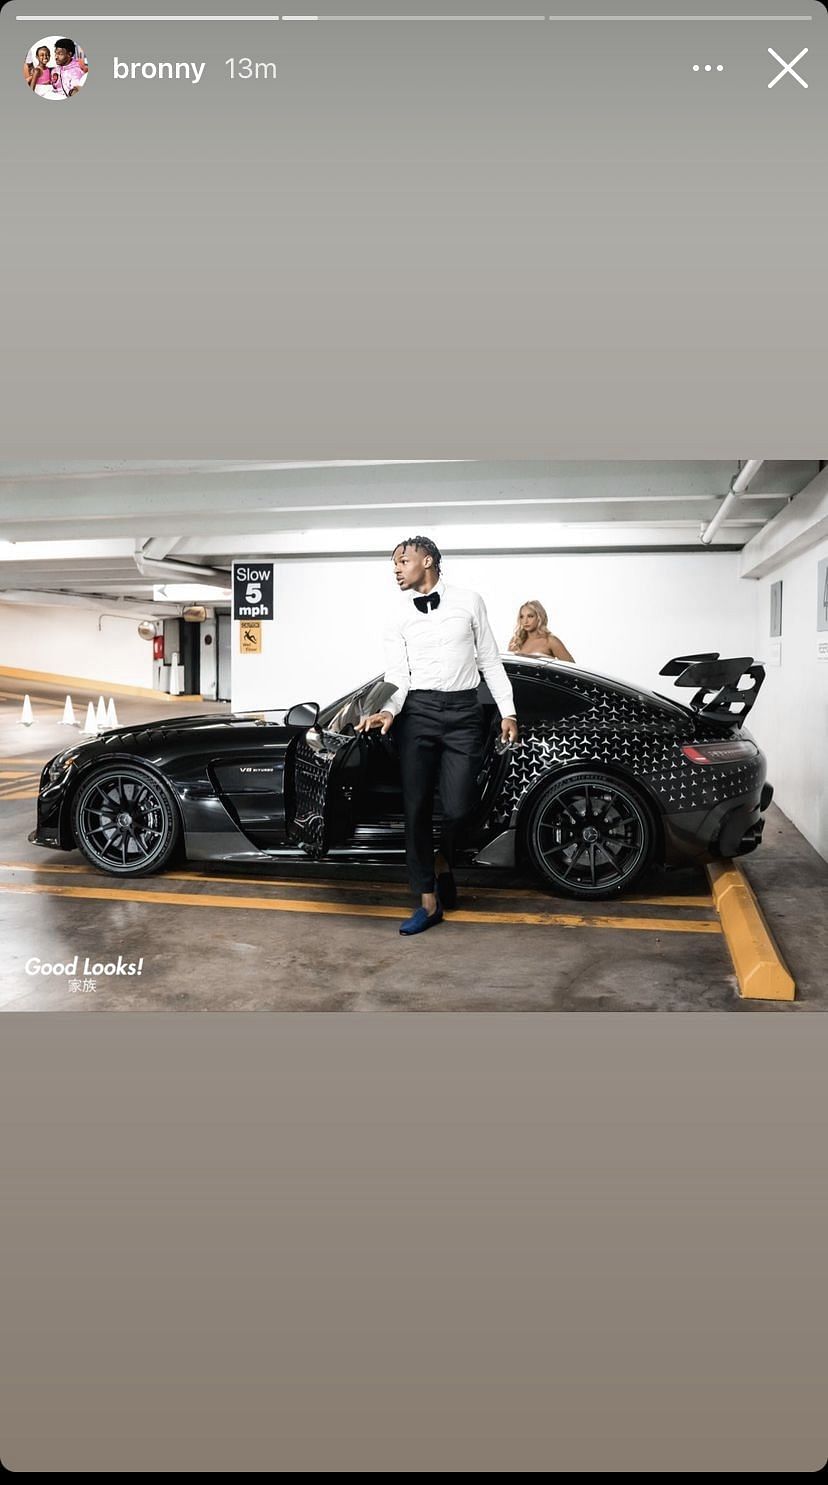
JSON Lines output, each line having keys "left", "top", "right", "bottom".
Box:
{"left": 0, "top": 589, "right": 184, "bottom": 617}
{"left": 699, "top": 460, "right": 764, "bottom": 546}
{"left": 97, "top": 610, "right": 216, "bottom": 632}
{"left": 133, "top": 542, "right": 230, "bottom": 586}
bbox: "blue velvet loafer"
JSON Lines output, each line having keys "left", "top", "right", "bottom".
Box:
{"left": 399, "top": 904, "right": 444, "bottom": 936}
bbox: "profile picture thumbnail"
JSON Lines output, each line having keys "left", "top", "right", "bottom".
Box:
{"left": 23, "top": 36, "right": 88, "bottom": 100}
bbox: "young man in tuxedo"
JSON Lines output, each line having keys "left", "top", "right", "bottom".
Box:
{"left": 357, "top": 536, "right": 519, "bottom": 935}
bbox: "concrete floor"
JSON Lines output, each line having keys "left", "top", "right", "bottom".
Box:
{"left": 1, "top": 679, "right": 825, "bottom": 1012}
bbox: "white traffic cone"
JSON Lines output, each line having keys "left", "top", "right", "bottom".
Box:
{"left": 82, "top": 701, "right": 98, "bottom": 736}
{"left": 106, "top": 697, "right": 119, "bottom": 728}
{"left": 96, "top": 695, "right": 107, "bottom": 728}
{"left": 59, "top": 694, "right": 77, "bottom": 726}
{"left": 169, "top": 654, "right": 181, "bottom": 696}
{"left": 19, "top": 694, "right": 34, "bottom": 727}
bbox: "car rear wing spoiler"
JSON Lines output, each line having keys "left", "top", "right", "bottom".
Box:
{"left": 658, "top": 653, "right": 765, "bottom": 724}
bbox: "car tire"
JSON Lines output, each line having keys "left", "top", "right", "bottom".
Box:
{"left": 71, "top": 763, "right": 181, "bottom": 877}
{"left": 522, "top": 769, "right": 656, "bottom": 900}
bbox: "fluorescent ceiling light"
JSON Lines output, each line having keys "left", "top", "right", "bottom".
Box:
{"left": 153, "top": 582, "right": 231, "bottom": 600}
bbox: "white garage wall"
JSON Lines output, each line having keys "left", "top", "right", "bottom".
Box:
{"left": 246, "top": 550, "right": 756, "bottom": 711}
{"left": 747, "top": 536, "right": 828, "bottom": 862}
{"left": 0, "top": 602, "right": 154, "bottom": 690}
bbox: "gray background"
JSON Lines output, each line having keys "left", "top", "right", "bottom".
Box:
{"left": 2, "top": 0, "right": 828, "bottom": 1472}
{"left": 1, "top": 0, "right": 827, "bottom": 453}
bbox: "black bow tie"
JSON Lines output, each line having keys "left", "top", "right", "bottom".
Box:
{"left": 413, "top": 591, "right": 440, "bottom": 613}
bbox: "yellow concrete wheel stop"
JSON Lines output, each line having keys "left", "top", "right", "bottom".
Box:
{"left": 706, "top": 861, "right": 795, "bottom": 1002}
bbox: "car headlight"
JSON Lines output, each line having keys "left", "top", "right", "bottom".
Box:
{"left": 47, "top": 754, "right": 78, "bottom": 784}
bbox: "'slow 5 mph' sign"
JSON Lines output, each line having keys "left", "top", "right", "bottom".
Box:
{"left": 232, "top": 562, "right": 274, "bottom": 621}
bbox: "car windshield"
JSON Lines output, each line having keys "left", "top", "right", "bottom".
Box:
{"left": 318, "top": 676, "right": 398, "bottom": 734}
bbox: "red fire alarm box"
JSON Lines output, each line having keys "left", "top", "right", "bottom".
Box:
{"left": 153, "top": 635, "right": 165, "bottom": 662}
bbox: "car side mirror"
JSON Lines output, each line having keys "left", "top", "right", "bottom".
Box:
{"left": 285, "top": 702, "right": 320, "bottom": 728}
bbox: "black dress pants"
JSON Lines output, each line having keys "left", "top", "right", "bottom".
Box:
{"left": 394, "top": 689, "right": 486, "bottom": 896}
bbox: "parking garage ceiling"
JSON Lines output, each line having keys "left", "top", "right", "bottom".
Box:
{"left": 0, "top": 459, "right": 821, "bottom": 609}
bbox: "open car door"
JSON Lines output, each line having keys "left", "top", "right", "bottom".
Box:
{"left": 289, "top": 679, "right": 399, "bottom": 857}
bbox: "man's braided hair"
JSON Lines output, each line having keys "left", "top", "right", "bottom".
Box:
{"left": 392, "top": 535, "right": 442, "bottom": 575}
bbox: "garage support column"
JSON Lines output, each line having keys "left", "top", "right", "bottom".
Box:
{"left": 230, "top": 559, "right": 277, "bottom": 713}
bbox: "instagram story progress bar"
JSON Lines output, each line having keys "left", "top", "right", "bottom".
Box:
{"left": 11, "top": 12, "right": 818, "bottom": 20}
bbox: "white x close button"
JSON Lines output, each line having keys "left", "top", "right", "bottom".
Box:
{"left": 767, "top": 47, "right": 808, "bottom": 89}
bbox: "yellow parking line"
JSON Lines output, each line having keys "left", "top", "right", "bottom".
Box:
{"left": 706, "top": 862, "right": 795, "bottom": 1000}
{"left": 0, "top": 689, "right": 60, "bottom": 700}
{"left": 0, "top": 879, "right": 722, "bottom": 933}
{"left": 0, "top": 664, "right": 201, "bottom": 702}
{"left": 0, "top": 859, "right": 412, "bottom": 892}
{"left": 0, "top": 790, "right": 39, "bottom": 801}
{"left": 622, "top": 893, "right": 711, "bottom": 907}
{"left": 0, "top": 694, "right": 65, "bottom": 709}
{"left": 0, "top": 859, "right": 715, "bottom": 911}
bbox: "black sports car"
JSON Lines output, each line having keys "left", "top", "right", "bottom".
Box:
{"left": 29, "top": 652, "right": 772, "bottom": 900}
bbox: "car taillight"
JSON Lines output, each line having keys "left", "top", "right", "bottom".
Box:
{"left": 682, "top": 740, "right": 757, "bottom": 765}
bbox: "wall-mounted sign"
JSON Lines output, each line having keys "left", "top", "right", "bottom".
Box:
{"left": 240, "top": 621, "right": 262, "bottom": 654}
{"left": 817, "top": 557, "right": 828, "bottom": 633}
{"left": 770, "top": 580, "right": 782, "bottom": 638}
{"left": 233, "top": 562, "right": 274, "bottom": 621}
{"left": 817, "top": 637, "right": 828, "bottom": 663}
{"left": 766, "top": 640, "right": 781, "bottom": 667}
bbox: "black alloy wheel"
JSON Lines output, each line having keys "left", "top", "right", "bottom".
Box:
{"left": 524, "top": 770, "right": 655, "bottom": 899}
{"left": 71, "top": 764, "right": 181, "bottom": 876}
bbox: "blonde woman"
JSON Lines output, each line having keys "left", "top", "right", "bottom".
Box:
{"left": 508, "top": 600, "right": 574, "bottom": 662}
